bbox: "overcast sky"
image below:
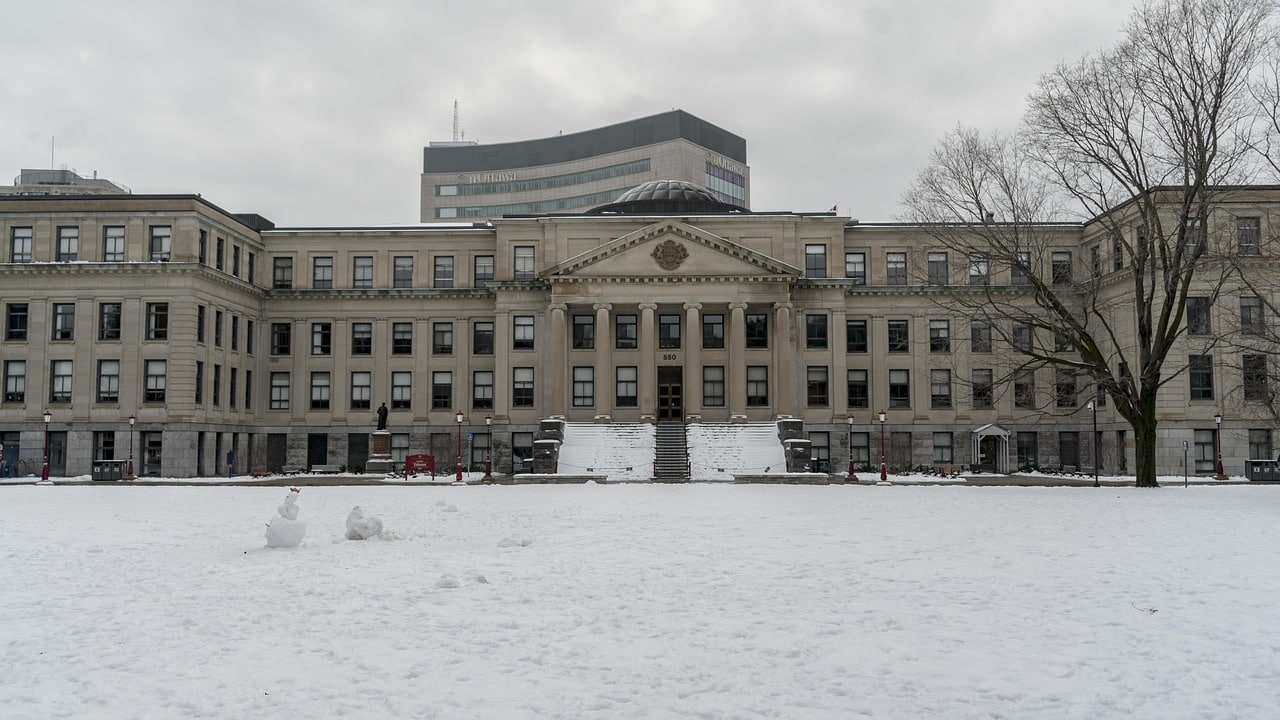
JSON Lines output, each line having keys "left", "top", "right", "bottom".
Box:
{"left": 1, "top": 0, "right": 1134, "bottom": 227}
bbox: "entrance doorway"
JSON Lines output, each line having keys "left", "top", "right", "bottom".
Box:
{"left": 658, "top": 366, "right": 683, "bottom": 421}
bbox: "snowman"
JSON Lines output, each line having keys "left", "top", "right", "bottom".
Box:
{"left": 265, "top": 487, "right": 307, "bottom": 548}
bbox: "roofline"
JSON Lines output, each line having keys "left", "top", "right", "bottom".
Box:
{"left": 0, "top": 192, "right": 271, "bottom": 233}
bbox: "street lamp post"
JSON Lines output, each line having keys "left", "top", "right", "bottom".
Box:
{"left": 1214, "top": 411, "right": 1224, "bottom": 478}
{"left": 1088, "top": 400, "right": 1099, "bottom": 487}
{"left": 455, "top": 411, "right": 464, "bottom": 482}
{"left": 484, "top": 415, "right": 493, "bottom": 481}
{"left": 127, "top": 415, "right": 136, "bottom": 479}
{"left": 878, "top": 409, "right": 887, "bottom": 482}
{"left": 41, "top": 409, "right": 52, "bottom": 482}
{"left": 847, "top": 416, "right": 856, "bottom": 479}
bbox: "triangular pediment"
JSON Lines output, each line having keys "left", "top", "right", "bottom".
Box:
{"left": 545, "top": 220, "right": 801, "bottom": 282}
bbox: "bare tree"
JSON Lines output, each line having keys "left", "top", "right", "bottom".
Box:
{"left": 903, "top": 0, "right": 1277, "bottom": 487}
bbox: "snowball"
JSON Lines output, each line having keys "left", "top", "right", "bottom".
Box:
{"left": 435, "top": 574, "right": 460, "bottom": 589}
{"left": 345, "top": 506, "right": 384, "bottom": 541}
{"left": 265, "top": 518, "right": 307, "bottom": 548}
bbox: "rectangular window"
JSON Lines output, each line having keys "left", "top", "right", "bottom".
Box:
{"left": 1244, "top": 354, "right": 1269, "bottom": 402}
{"left": 1248, "top": 429, "right": 1272, "bottom": 460}
{"left": 927, "top": 252, "right": 948, "bottom": 285}
{"left": 270, "top": 373, "right": 290, "bottom": 410}
{"left": 809, "top": 432, "right": 830, "bottom": 470}
{"left": 1237, "top": 216, "right": 1261, "bottom": 255}
{"left": 572, "top": 367, "right": 594, "bottom": 407}
{"left": 1060, "top": 432, "right": 1081, "bottom": 468}
{"left": 273, "top": 257, "right": 293, "bottom": 289}
{"left": 1186, "top": 297, "right": 1210, "bottom": 335}
{"left": 1051, "top": 251, "right": 1072, "bottom": 284}
{"left": 214, "top": 310, "right": 223, "bottom": 347}
{"left": 246, "top": 320, "right": 255, "bottom": 354}
{"left": 930, "top": 369, "right": 952, "bottom": 408}
{"left": 968, "top": 253, "right": 989, "bottom": 285}
{"left": 432, "top": 371, "right": 452, "bottom": 409}
{"left": 433, "top": 322, "right": 454, "bottom": 354}
{"left": 886, "top": 252, "right": 907, "bottom": 285}
{"left": 1013, "top": 323, "right": 1034, "bottom": 352}
{"left": 745, "top": 313, "right": 768, "bottom": 349}
{"left": 215, "top": 237, "right": 225, "bottom": 270}
{"left": 195, "top": 361, "right": 204, "bottom": 405}
{"left": 1194, "top": 429, "right": 1216, "bottom": 473}
{"left": 846, "top": 320, "right": 867, "bottom": 353}
{"left": 146, "top": 303, "right": 168, "bottom": 341}
{"left": 310, "top": 372, "right": 331, "bottom": 410}
{"left": 472, "top": 371, "right": 493, "bottom": 409}
{"left": 351, "top": 322, "right": 372, "bottom": 355}
{"left": 312, "top": 257, "right": 333, "bottom": 289}
{"left": 393, "top": 256, "right": 413, "bottom": 288}
{"left": 97, "top": 360, "right": 120, "bottom": 403}
{"left": 616, "top": 367, "right": 640, "bottom": 407}
{"left": 271, "top": 322, "right": 292, "bottom": 355}
{"left": 701, "top": 366, "right": 724, "bottom": 407}
{"left": 1189, "top": 355, "right": 1214, "bottom": 401}
{"left": 888, "top": 320, "right": 909, "bottom": 353}
{"left": 659, "top": 314, "right": 681, "bottom": 349}
{"left": 229, "top": 368, "right": 237, "bottom": 409}
{"left": 1016, "top": 432, "right": 1038, "bottom": 468}
{"left": 352, "top": 256, "right": 373, "bottom": 288}
{"left": 212, "top": 364, "right": 221, "bottom": 407}
{"left": 889, "top": 369, "right": 911, "bottom": 408}
{"left": 99, "top": 302, "right": 122, "bottom": 341}
{"left": 615, "top": 315, "right": 637, "bottom": 349}
{"left": 847, "top": 369, "right": 869, "bottom": 408}
{"left": 350, "top": 372, "right": 372, "bottom": 410}
{"left": 806, "top": 314, "right": 828, "bottom": 349}
{"left": 513, "top": 316, "right": 534, "bottom": 350}
{"left": 929, "top": 320, "right": 950, "bottom": 353}
{"left": 197, "top": 305, "right": 207, "bottom": 343}
{"left": 4, "top": 360, "right": 26, "bottom": 402}
{"left": 230, "top": 316, "right": 239, "bottom": 351}
{"left": 1112, "top": 234, "right": 1124, "bottom": 271}
{"left": 247, "top": 253, "right": 255, "bottom": 284}
{"left": 433, "top": 256, "right": 454, "bottom": 288}
{"left": 1011, "top": 251, "right": 1031, "bottom": 285}
{"left": 747, "top": 366, "right": 769, "bottom": 406}
{"left": 57, "top": 226, "right": 79, "bottom": 261}
{"left": 971, "top": 321, "right": 992, "bottom": 352}
{"left": 145, "top": 360, "right": 166, "bottom": 402}
{"left": 244, "top": 370, "right": 254, "bottom": 410}
{"left": 392, "top": 322, "right": 413, "bottom": 354}
{"left": 232, "top": 246, "right": 241, "bottom": 277}
{"left": 1015, "top": 370, "right": 1035, "bottom": 409}
{"left": 393, "top": 371, "right": 413, "bottom": 409}
{"left": 103, "top": 226, "right": 125, "bottom": 262}
{"left": 804, "top": 244, "right": 827, "bottom": 278}
{"left": 6, "top": 303, "right": 28, "bottom": 341}
{"left": 50, "top": 359, "right": 73, "bottom": 403}
{"left": 512, "top": 368, "right": 535, "bottom": 407}
{"left": 1054, "top": 324, "right": 1075, "bottom": 352}
{"left": 474, "top": 255, "right": 494, "bottom": 287}
{"left": 514, "top": 246, "right": 535, "bottom": 280}
{"left": 572, "top": 315, "right": 595, "bottom": 350}
{"left": 52, "top": 303, "right": 75, "bottom": 340}
{"left": 850, "top": 432, "right": 870, "bottom": 467}
{"left": 10, "top": 227, "right": 32, "bottom": 263}
{"left": 149, "top": 226, "right": 171, "bottom": 262}
{"left": 1056, "top": 369, "right": 1078, "bottom": 408}
{"left": 807, "top": 366, "right": 829, "bottom": 407}
{"left": 973, "top": 369, "right": 994, "bottom": 408}
{"left": 198, "top": 230, "right": 208, "bottom": 264}
{"left": 94, "top": 430, "right": 116, "bottom": 462}
{"left": 1241, "top": 297, "right": 1264, "bottom": 335}
{"left": 702, "top": 314, "right": 724, "bottom": 349}
{"left": 473, "top": 321, "right": 494, "bottom": 355}
{"left": 933, "top": 432, "right": 954, "bottom": 464}
{"left": 845, "top": 252, "right": 866, "bottom": 284}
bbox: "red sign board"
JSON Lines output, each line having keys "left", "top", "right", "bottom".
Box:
{"left": 405, "top": 454, "right": 434, "bottom": 474}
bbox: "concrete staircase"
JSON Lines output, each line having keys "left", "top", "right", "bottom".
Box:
{"left": 654, "top": 422, "right": 690, "bottom": 481}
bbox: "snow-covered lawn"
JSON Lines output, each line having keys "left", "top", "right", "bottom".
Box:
{"left": 2, "top": 484, "right": 1276, "bottom": 719}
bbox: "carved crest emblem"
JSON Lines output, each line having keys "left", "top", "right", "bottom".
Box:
{"left": 651, "top": 239, "right": 688, "bottom": 271}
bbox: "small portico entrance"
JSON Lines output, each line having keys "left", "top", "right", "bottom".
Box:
{"left": 971, "top": 424, "right": 1010, "bottom": 473}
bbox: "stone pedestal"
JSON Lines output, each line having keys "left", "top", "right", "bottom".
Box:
{"left": 366, "top": 431, "right": 394, "bottom": 472}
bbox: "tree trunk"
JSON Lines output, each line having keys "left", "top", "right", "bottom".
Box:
{"left": 1132, "top": 395, "right": 1160, "bottom": 488}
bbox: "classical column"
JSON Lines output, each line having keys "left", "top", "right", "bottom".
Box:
{"left": 594, "top": 303, "right": 612, "bottom": 417}
{"left": 774, "top": 302, "right": 794, "bottom": 416}
{"left": 683, "top": 302, "right": 703, "bottom": 417}
{"left": 728, "top": 301, "right": 748, "bottom": 417}
{"left": 548, "top": 304, "right": 567, "bottom": 416}
{"left": 638, "top": 302, "right": 658, "bottom": 420}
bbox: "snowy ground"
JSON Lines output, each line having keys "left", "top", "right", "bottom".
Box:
{"left": 2, "top": 485, "right": 1277, "bottom": 719}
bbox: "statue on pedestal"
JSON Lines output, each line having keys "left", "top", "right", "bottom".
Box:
{"left": 376, "top": 402, "right": 388, "bottom": 430}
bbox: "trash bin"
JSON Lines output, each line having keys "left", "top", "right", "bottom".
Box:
{"left": 91, "top": 460, "right": 126, "bottom": 481}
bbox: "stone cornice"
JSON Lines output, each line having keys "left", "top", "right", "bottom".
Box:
{"left": 266, "top": 288, "right": 493, "bottom": 301}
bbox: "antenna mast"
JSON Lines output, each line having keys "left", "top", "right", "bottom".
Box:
{"left": 452, "top": 101, "right": 459, "bottom": 143}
